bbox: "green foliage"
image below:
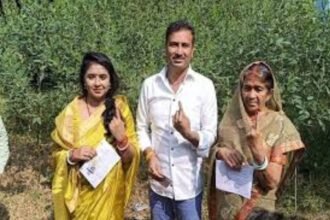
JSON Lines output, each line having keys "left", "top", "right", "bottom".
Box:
{"left": 0, "top": 0, "right": 330, "bottom": 213}
{"left": 279, "top": 175, "right": 330, "bottom": 213}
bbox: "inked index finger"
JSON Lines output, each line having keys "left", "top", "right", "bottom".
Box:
{"left": 178, "top": 101, "right": 183, "bottom": 120}
{"left": 115, "top": 106, "right": 121, "bottom": 119}
{"left": 178, "top": 101, "right": 183, "bottom": 112}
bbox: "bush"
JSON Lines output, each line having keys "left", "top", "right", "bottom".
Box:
{"left": 0, "top": 0, "right": 329, "bottom": 213}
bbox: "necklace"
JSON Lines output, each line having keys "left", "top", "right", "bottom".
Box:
{"left": 85, "top": 97, "right": 104, "bottom": 117}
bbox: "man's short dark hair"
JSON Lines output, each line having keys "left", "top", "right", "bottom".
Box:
{"left": 165, "top": 20, "right": 195, "bottom": 45}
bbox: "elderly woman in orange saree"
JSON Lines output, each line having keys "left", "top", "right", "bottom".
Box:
{"left": 51, "top": 52, "right": 140, "bottom": 220}
{"left": 208, "top": 61, "right": 305, "bottom": 220}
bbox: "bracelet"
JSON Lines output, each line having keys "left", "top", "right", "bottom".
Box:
{"left": 252, "top": 156, "right": 268, "bottom": 171}
{"left": 145, "top": 150, "right": 155, "bottom": 162}
{"left": 117, "top": 142, "right": 129, "bottom": 152}
{"left": 116, "top": 135, "right": 128, "bottom": 147}
{"left": 116, "top": 136, "right": 129, "bottom": 151}
{"left": 66, "top": 150, "right": 77, "bottom": 165}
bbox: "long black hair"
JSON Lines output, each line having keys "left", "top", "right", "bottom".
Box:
{"left": 79, "top": 52, "right": 119, "bottom": 136}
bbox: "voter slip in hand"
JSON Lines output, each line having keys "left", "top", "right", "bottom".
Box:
{"left": 215, "top": 160, "right": 254, "bottom": 199}
{"left": 80, "top": 139, "right": 120, "bottom": 188}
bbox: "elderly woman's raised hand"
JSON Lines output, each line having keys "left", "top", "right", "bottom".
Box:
{"left": 246, "top": 115, "right": 268, "bottom": 164}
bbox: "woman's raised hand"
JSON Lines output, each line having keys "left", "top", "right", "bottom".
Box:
{"left": 108, "top": 106, "right": 126, "bottom": 142}
{"left": 246, "top": 113, "right": 268, "bottom": 163}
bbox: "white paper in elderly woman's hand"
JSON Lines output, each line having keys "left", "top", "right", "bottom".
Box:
{"left": 215, "top": 160, "right": 254, "bottom": 199}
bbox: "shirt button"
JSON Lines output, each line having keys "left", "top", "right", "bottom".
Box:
{"left": 172, "top": 98, "right": 175, "bottom": 102}
{"left": 172, "top": 164, "right": 174, "bottom": 167}
{"left": 170, "top": 131, "right": 174, "bottom": 135}
{"left": 171, "top": 148, "right": 174, "bottom": 151}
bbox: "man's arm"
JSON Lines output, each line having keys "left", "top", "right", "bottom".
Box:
{"left": 136, "top": 81, "right": 164, "bottom": 179}
{"left": 172, "top": 80, "right": 218, "bottom": 157}
{"left": 196, "top": 80, "right": 218, "bottom": 157}
{"left": 172, "top": 101, "right": 200, "bottom": 147}
{"left": 136, "top": 81, "right": 152, "bottom": 152}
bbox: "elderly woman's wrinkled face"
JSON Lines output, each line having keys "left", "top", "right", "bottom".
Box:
{"left": 241, "top": 72, "right": 272, "bottom": 116}
{"left": 84, "top": 63, "right": 111, "bottom": 101}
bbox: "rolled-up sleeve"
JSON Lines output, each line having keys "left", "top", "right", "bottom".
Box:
{"left": 0, "top": 117, "right": 9, "bottom": 174}
{"left": 196, "top": 81, "right": 217, "bottom": 157}
{"left": 136, "top": 81, "right": 152, "bottom": 152}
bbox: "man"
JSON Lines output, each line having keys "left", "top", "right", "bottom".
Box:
{"left": 136, "top": 20, "right": 217, "bottom": 220}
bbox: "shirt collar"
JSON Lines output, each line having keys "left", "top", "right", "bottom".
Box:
{"left": 157, "top": 65, "right": 196, "bottom": 83}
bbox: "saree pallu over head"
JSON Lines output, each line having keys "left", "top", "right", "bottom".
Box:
{"left": 51, "top": 95, "right": 140, "bottom": 220}
{"left": 208, "top": 61, "right": 305, "bottom": 220}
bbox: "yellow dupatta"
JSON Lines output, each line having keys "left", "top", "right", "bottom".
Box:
{"left": 51, "top": 95, "right": 140, "bottom": 220}
{"left": 208, "top": 61, "right": 305, "bottom": 220}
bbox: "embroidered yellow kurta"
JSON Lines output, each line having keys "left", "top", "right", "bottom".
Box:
{"left": 51, "top": 95, "right": 140, "bottom": 220}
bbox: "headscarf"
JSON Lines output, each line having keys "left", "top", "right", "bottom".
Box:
{"left": 208, "top": 61, "right": 305, "bottom": 220}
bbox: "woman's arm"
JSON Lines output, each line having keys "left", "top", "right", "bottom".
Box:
{"left": 246, "top": 126, "right": 285, "bottom": 190}
{"left": 254, "top": 155, "right": 286, "bottom": 190}
{"left": 110, "top": 96, "right": 138, "bottom": 167}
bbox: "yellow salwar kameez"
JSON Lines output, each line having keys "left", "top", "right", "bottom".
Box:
{"left": 51, "top": 95, "right": 140, "bottom": 220}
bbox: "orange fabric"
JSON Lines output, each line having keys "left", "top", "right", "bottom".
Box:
{"left": 207, "top": 61, "right": 305, "bottom": 220}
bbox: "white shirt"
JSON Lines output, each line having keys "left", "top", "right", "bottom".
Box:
{"left": 136, "top": 66, "right": 217, "bottom": 200}
{"left": 0, "top": 117, "right": 9, "bottom": 174}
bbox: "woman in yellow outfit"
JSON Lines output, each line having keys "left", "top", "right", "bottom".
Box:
{"left": 51, "top": 52, "right": 140, "bottom": 220}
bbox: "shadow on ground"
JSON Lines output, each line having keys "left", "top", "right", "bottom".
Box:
{"left": 0, "top": 203, "right": 10, "bottom": 220}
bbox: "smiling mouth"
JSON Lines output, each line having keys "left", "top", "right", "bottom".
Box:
{"left": 93, "top": 90, "right": 103, "bottom": 93}
{"left": 172, "top": 59, "right": 185, "bottom": 64}
{"left": 247, "top": 102, "right": 258, "bottom": 107}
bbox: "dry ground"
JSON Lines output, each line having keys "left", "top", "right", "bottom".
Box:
{"left": 0, "top": 137, "right": 329, "bottom": 220}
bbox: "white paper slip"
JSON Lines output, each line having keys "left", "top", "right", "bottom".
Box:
{"left": 80, "top": 139, "right": 120, "bottom": 188}
{"left": 215, "top": 160, "right": 254, "bottom": 199}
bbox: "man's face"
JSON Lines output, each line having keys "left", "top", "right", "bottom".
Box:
{"left": 166, "top": 29, "right": 194, "bottom": 71}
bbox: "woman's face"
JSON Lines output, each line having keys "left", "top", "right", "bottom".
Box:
{"left": 241, "top": 74, "right": 272, "bottom": 116}
{"left": 84, "top": 63, "right": 111, "bottom": 101}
